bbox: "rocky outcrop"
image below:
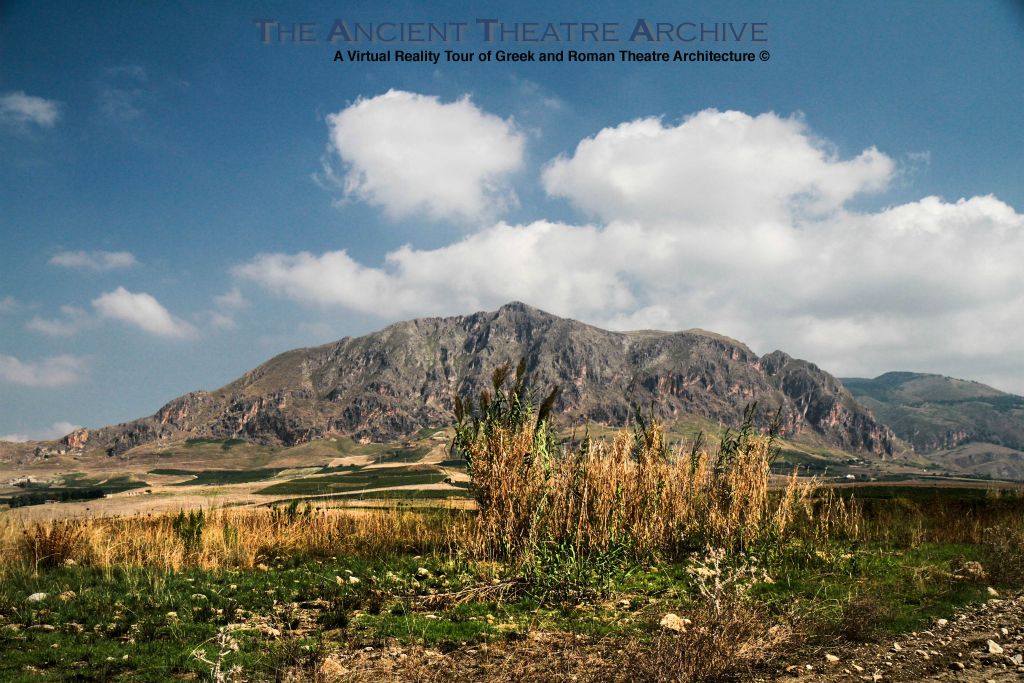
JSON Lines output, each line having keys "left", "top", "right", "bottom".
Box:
{"left": 51, "top": 302, "right": 897, "bottom": 457}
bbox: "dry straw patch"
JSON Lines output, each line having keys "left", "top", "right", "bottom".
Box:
{"left": 452, "top": 361, "right": 859, "bottom": 563}
{"left": 0, "top": 505, "right": 452, "bottom": 574}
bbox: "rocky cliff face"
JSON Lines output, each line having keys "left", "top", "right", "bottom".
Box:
{"left": 58, "top": 302, "right": 896, "bottom": 457}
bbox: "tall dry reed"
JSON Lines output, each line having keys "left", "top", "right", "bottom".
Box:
{"left": 452, "top": 362, "right": 859, "bottom": 562}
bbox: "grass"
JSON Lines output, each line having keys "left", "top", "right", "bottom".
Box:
{"left": 0, "top": 526, "right": 1014, "bottom": 681}
{"left": 1, "top": 365, "right": 1022, "bottom": 681}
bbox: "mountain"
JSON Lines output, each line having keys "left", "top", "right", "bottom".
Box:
{"left": 31, "top": 302, "right": 897, "bottom": 459}
{"left": 841, "top": 372, "right": 1024, "bottom": 480}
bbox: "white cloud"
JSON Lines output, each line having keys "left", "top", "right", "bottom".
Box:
{"left": 0, "top": 296, "right": 17, "bottom": 313}
{"left": 92, "top": 287, "right": 196, "bottom": 338}
{"left": 25, "top": 305, "right": 91, "bottom": 337}
{"left": 0, "top": 91, "right": 60, "bottom": 128}
{"left": 0, "top": 421, "right": 81, "bottom": 443}
{"left": 237, "top": 105, "right": 1024, "bottom": 392}
{"left": 206, "top": 311, "right": 237, "bottom": 331}
{"left": 234, "top": 221, "right": 640, "bottom": 319}
{"left": 543, "top": 109, "right": 894, "bottom": 226}
{"left": 214, "top": 287, "right": 247, "bottom": 309}
{"left": 0, "top": 354, "right": 86, "bottom": 387}
{"left": 325, "top": 90, "right": 524, "bottom": 221}
{"left": 50, "top": 250, "right": 138, "bottom": 271}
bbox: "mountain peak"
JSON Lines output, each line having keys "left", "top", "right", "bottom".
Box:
{"left": 37, "top": 306, "right": 896, "bottom": 459}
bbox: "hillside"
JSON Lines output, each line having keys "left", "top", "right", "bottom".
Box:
{"left": 14, "top": 303, "right": 899, "bottom": 460}
{"left": 842, "top": 372, "right": 1024, "bottom": 479}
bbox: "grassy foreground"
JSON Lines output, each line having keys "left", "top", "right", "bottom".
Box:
{"left": 1, "top": 367, "right": 1022, "bottom": 681}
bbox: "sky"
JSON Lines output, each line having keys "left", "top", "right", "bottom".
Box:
{"left": 1, "top": 1, "right": 1023, "bottom": 441}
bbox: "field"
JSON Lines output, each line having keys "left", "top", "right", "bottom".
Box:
{"left": 1, "top": 378, "right": 1023, "bottom": 681}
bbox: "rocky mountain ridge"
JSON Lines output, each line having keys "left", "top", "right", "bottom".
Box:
{"left": 31, "top": 303, "right": 897, "bottom": 459}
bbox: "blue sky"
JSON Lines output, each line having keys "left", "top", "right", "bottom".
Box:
{"left": 1, "top": 1, "right": 1023, "bottom": 441}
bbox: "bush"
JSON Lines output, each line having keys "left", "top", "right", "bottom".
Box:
{"left": 19, "top": 519, "right": 87, "bottom": 571}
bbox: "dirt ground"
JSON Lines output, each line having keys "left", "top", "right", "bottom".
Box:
{"left": 280, "top": 593, "right": 1024, "bottom": 682}
{"left": 764, "top": 591, "right": 1024, "bottom": 682}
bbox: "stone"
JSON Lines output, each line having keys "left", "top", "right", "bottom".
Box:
{"left": 935, "top": 618, "right": 948, "bottom": 627}
{"left": 26, "top": 593, "right": 47, "bottom": 603}
{"left": 825, "top": 653, "right": 840, "bottom": 664}
{"left": 987, "top": 640, "right": 1003, "bottom": 655}
{"left": 416, "top": 567, "right": 431, "bottom": 579}
{"left": 892, "top": 642, "right": 902, "bottom": 651}
{"left": 659, "top": 613, "right": 690, "bottom": 633}
{"left": 987, "top": 587, "right": 999, "bottom": 597}
{"left": 319, "top": 656, "right": 348, "bottom": 679}
{"left": 347, "top": 576, "right": 360, "bottom": 585}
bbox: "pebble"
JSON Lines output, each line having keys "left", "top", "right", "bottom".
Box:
{"left": 26, "top": 593, "right": 47, "bottom": 603}
{"left": 987, "top": 640, "right": 1004, "bottom": 655}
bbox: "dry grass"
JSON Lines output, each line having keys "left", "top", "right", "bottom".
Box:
{"left": 453, "top": 363, "right": 859, "bottom": 562}
{"left": 0, "top": 505, "right": 453, "bottom": 574}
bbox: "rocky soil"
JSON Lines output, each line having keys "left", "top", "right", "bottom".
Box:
{"left": 769, "top": 591, "right": 1024, "bottom": 682}
{"left": 303, "top": 592, "right": 1024, "bottom": 682}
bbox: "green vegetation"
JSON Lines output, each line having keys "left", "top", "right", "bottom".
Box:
{"left": 168, "top": 469, "right": 283, "bottom": 487}
{"left": 256, "top": 468, "right": 448, "bottom": 496}
{"left": 0, "top": 503, "right": 1018, "bottom": 681}
{"left": 2, "top": 366, "right": 1022, "bottom": 681}
{"left": 2, "top": 475, "right": 147, "bottom": 509}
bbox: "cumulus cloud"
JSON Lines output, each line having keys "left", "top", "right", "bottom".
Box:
{"left": 324, "top": 90, "right": 524, "bottom": 221}
{"left": 50, "top": 250, "right": 137, "bottom": 271}
{"left": 92, "top": 287, "right": 196, "bottom": 338}
{"left": 542, "top": 109, "right": 895, "bottom": 226}
{"left": 0, "top": 354, "right": 87, "bottom": 387}
{"left": 237, "top": 106, "right": 1024, "bottom": 392}
{"left": 0, "top": 421, "right": 82, "bottom": 443}
{"left": 0, "top": 91, "right": 60, "bottom": 128}
{"left": 25, "top": 306, "right": 91, "bottom": 337}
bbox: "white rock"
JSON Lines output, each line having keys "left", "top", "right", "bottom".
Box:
{"left": 26, "top": 593, "right": 47, "bottom": 603}
{"left": 348, "top": 576, "right": 361, "bottom": 585}
{"left": 825, "top": 653, "right": 840, "bottom": 664}
{"left": 416, "top": 567, "right": 431, "bottom": 579}
{"left": 987, "top": 587, "right": 999, "bottom": 597}
{"left": 987, "top": 639, "right": 1003, "bottom": 655}
{"left": 892, "top": 642, "right": 902, "bottom": 651}
{"left": 659, "top": 613, "right": 690, "bottom": 633}
{"left": 935, "top": 618, "right": 948, "bottom": 627}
